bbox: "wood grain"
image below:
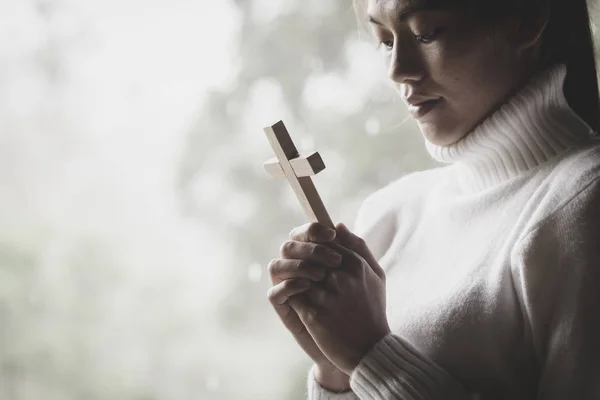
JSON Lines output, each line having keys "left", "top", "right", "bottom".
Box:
{"left": 263, "top": 120, "right": 334, "bottom": 229}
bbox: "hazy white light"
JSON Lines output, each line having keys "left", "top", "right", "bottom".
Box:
{"left": 191, "top": 172, "right": 231, "bottom": 205}
{"left": 223, "top": 192, "right": 260, "bottom": 224}
{"left": 300, "top": 136, "right": 315, "bottom": 151}
{"left": 302, "top": 73, "right": 363, "bottom": 115}
{"left": 344, "top": 39, "right": 390, "bottom": 98}
{"left": 279, "top": 185, "right": 301, "bottom": 214}
{"left": 245, "top": 77, "right": 291, "bottom": 129}
{"left": 251, "top": 0, "right": 293, "bottom": 24}
{"left": 0, "top": 1, "right": 45, "bottom": 57}
{"left": 306, "top": 56, "right": 324, "bottom": 72}
{"left": 205, "top": 372, "right": 220, "bottom": 392}
{"left": 247, "top": 262, "right": 263, "bottom": 282}
{"left": 365, "top": 117, "right": 381, "bottom": 136}
{"left": 226, "top": 99, "right": 241, "bottom": 116}
{"left": 303, "top": 0, "right": 337, "bottom": 17}
{"left": 321, "top": 150, "right": 346, "bottom": 175}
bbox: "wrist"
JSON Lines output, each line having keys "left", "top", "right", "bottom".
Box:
{"left": 313, "top": 363, "right": 351, "bottom": 392}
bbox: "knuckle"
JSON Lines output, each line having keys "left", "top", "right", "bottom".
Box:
{"left": 281, "top": 279, "right": 293, "bottom": 290}
{"left": 280, "top": 240, "right": 294, "bottom": 257}
{"left": 267, "top": 258, "right": 279, "bottom": 275}
{"left": 355, "top": 236, "right": 366, "bottom": 247}
{"left": 290, "top": 224, "right": 304, "bottom": 240}
{"left": 291, "top": 223, "right": 310, "bottom": 241}
{"left": 266, "top": 286, "right": 278, "bottom": 302}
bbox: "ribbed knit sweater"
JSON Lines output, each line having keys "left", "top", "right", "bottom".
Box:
{"left": 307, "top": 64, "right": 600, "bottom": 399}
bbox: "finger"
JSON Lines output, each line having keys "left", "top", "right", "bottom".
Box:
{"left": 288, "top": 294, "right": 328, "bottom": 340}
{"left": 288, "top": 292, "right": 319, "bottom": 325}
{"left": 328, "top": 240, "right": 384, "bottom": 280}
{"left": 325, "top": 241, "right": 365, "bottom": 276}
{"left": 268, "top": 285, "right": 311, "bottom": 336}
{"left": 289, "top": 222, "right": 337, "bottom": 243}
{"left": 267, "top": 279, "right": 311, "bottom": 306}
{"left": 334, "top": 222, "right": 385, "bottom": 280}
{"left": 280, "top": 240, "right": 343, "bottom": 267}
{"left": 288, "top": 296, "right": 341, "bottom": 370}
{"left": 268, "top": 258, "right": 328, "bottom": 284}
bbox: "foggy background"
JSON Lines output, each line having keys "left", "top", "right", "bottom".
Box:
{"left": 1, "top": 0, "right": 599, "bottom": 399}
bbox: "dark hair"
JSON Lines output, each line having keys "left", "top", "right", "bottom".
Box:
{"left": 353, "top": 0, "right": 600, "bottom": 133}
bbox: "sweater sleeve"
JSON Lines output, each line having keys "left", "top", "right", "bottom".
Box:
{"left": 510, "top": 178, "right": 600, "bottom": 398}
{"left": 307, "top": 191, "right": 472, "bottom": 400}
{"left": 348, "top": 333, "right": 471, "bottom": 399}
{"left": 307, "top": 333, "right": 471, "bottom": 400}
{"left": 307, "top": 365, "right": 360, "bottom": 400}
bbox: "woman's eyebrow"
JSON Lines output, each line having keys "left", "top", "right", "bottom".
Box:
{"left": 367, "top": 2, "right": 437, "bottom": 25}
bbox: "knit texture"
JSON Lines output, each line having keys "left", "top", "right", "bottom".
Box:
{"left": 424, "top": 65, "right": 595, "bottom": 192}
{"left": 307, "top": 64, "right": 600, "bottom": 399}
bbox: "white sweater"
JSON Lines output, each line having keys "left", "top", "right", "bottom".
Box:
{"left": 307, "top": 64, "right": 600, "bottom": 399}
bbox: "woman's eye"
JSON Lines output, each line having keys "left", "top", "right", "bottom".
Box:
{"left": 378, "top": 40, "right": 394, "bottom": 51}
{"left": 414, "top": 29, "right": 441, "bottom": 44}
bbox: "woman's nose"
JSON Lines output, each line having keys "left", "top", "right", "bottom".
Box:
{"left": 387, "top": 39, "right": 425, "bottom": 84}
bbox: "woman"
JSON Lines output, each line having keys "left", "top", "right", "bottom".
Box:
{"left": 267, "top": 0, "right": 600, "bottom": 398}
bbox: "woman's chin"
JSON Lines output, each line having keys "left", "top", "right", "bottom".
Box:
{"left": 418, "top": 122, "right": 468, "bottom": 147}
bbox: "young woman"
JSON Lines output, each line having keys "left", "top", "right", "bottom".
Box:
{"left": 267, "top": 0, "right": 600, "bottom": 398}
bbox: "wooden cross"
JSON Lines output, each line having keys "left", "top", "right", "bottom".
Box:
{"left": 263, "top": 120, "right": 334, "bottom": 229}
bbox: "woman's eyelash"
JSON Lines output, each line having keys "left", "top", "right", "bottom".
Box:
{"left": 415, "top": 28, "right": 442, "bottom": 44}
{"left": 377, "top": 28, "right": 443, "bottom": 50}
{"left": 377, "top": 40, "right": 394, "bottom": 51}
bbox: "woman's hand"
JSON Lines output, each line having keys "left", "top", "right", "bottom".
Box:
{"left": 267, "top": 222, "right": 350, "bottom": 389}
{"left": 288, "top": 222, "right": 390, "bottom": 376}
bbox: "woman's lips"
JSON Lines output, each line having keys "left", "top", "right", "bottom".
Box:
{"left": 407, "top": 98, "right": 442, "bottom": 119}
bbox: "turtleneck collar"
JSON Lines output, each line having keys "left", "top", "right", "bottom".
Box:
{"left": 424, "top": 64, "right": 595, "bottom": 192}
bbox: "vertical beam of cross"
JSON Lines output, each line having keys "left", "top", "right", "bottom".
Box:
{"left": 263, "top": 120, "right": 334, "bottom": 229}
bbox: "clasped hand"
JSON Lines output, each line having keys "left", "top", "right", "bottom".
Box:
{"left": 267, "top": 222, "right": 390, "bottom": 376}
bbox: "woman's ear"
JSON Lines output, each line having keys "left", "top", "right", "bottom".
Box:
{"left": 510, "top": 7, "right": 550, "bottom": 52}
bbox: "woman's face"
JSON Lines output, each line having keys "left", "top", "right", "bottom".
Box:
{"left": 367, "top": 0, "right": 528, "bottom": 145}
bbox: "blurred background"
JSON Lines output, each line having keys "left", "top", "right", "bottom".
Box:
{"left": 1, "top": 0, "right": 599, "bottom": 399}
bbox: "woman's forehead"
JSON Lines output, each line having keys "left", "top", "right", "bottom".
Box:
{"left": 367, "top": 0, "right": 449, "bottom": 22}
{"left": 368, "top": 0, "right": 449, "bottom": 17}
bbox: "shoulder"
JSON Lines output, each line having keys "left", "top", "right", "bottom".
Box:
{"left": 549, "top": 137, "right": 600, "bottom": 197}
{"left": 534, "top": 138, "right": 600, "bottom": 223}
{"left": 510, "top": 142, "right": 600, "bottom": 309}
{"left": 518, "top": 138, "right": 600, "bottom": 244}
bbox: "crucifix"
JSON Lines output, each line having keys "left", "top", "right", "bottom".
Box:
{"left": 263, "top": 120, "right": 334, "bottom": 229}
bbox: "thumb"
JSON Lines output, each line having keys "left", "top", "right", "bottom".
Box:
{"left": 334, "top": 222, "right": 385, "bottom": 280}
